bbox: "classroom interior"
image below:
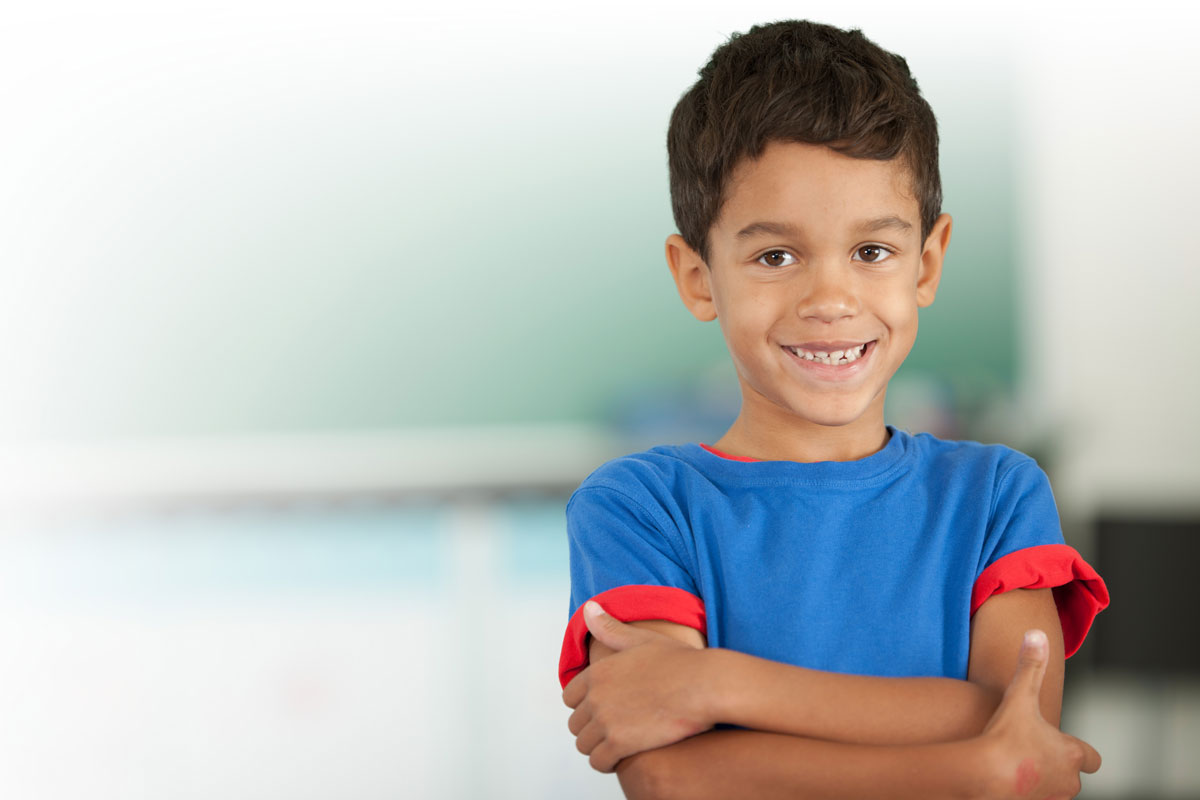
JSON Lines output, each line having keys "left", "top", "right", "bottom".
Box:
{"left": 1, "top": 3, "right": 1196, "bottom": 798}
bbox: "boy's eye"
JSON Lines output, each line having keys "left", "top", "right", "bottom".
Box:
{"left": 758, "top": 250, "right": 796, "bottom": 268}
{"left": 854, "top": 245, "right": 894, "bottom": 264}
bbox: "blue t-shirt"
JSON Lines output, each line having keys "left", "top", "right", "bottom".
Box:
{"left": 558, "top": 427, "right": 1108, "bottom": 688}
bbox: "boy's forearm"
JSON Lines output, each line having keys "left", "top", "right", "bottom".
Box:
{"left": 702, "top": 647, "right": 1004, "bottom": 745}
{"left": 617, "top": 728, "right": 995, "bottom": 800}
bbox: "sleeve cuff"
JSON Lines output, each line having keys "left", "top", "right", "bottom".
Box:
{"left": 558, "top": 585, "right": 707, "bottom": 689}
{"left": 971, "top": 543, "right": 1110, "bottom": 658}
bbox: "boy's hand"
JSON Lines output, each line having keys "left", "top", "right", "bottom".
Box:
{"left": 561, "top": 601, "right": 715, "bottom": 773}
{"left": 979, "top": 630, "right": 1102, "bottom": 799}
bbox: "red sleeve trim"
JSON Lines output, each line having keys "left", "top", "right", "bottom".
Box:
{"left": 971, "top": 544, "right": 1110, "bottom": 658}
{"left": 558, "top": 585, "right": 707, "bottom": 689}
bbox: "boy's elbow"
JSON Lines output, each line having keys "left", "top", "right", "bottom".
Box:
{"left": 616, "top": 748, "right": 684, "bottom": 800}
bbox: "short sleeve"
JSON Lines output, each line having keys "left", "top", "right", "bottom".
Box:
{"left": 558, "top": 484, "right": 706, "bottom": 688}
{"left": 970, "top": 460, "right": 1109, "bottom": 658}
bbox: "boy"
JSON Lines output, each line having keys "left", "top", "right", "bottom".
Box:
{"left": 558, "top": 19, "right": 1110, "bottom": 800}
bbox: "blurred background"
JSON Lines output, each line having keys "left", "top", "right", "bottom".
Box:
{"left": 1, "top": 0, "right": 1197, "bottom": 797}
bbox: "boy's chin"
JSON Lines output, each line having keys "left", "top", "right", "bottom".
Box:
{"left": 788, "top": 393, "right": 889, "bottom": 430}
{"left": 739, "top": 377, "right": 885, "bottom": 430}
{"left": 764, "top": 400, "right": 877, "bottom": 430}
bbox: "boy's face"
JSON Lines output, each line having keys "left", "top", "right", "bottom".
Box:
{"left": 667, "top": 140, "right": 952, "bottom": 451}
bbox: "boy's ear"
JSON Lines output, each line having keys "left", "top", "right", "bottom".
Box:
{"left": 665, "top": 234, "right": 717, "bottom": 321}
{"left": 916, "top": 213, "right": 952, "bottom": 308}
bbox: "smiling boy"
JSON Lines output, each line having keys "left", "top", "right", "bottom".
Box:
{"left": 559, "top": 20, "right": 1109, "bottom": 799}
{"left": 681, "top": 141, "right": 932, "bottom": 460}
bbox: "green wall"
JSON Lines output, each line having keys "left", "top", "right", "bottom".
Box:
{"left": 1, "top": 27, "right": 1016, "bottom": 442}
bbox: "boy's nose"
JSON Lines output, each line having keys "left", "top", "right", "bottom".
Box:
{"left": 795, "top": 264, "right": 859, "bottom": 322}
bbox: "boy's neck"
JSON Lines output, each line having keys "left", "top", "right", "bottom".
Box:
{"left": 712, "top": 414, "right": 891, "bottom": 464}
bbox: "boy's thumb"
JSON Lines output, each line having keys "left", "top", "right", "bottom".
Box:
{"left": 583, "top": 600, "right": 648, "bottom": 652}
{"left": 1007, "top": 629, "right": 1049, "bottom": 701}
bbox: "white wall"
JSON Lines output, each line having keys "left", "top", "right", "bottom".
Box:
{"left": 1015, "top": 8, "right": 1200, "bottom": 517}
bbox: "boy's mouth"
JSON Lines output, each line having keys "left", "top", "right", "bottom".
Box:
{"left": 783, "top": 341, "right": 874, "bottom": 366}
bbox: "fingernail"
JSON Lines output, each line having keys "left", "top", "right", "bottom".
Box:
{"left": 584, "top": 600, "right": 605, "bottom": 617}
{"left": 1024, "top": 629, "right": 1047, "bottom": 652}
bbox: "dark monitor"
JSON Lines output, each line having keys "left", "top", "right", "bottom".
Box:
{"left": 1079, "top": 515, "right": 1200, "bottom": 675}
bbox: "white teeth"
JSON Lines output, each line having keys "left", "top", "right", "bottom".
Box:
{"left": 788, "top": 343, "right": 869, "bottom": 366}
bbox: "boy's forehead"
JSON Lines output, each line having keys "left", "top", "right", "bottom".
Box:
{"left": 715, "top": 141, "right": 920, "bottom": 237}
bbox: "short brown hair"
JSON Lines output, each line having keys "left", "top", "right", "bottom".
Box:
{"left": 667, "top": 20, "right": 942, "bottom": 264}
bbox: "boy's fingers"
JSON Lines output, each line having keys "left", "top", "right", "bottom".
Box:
{"left": 567, "top": 705, "right": 590, "bottom": 736}
{"left": 583, "top": 600, "right": 650, "bottom": 652}
{"left": 575, "top": 719, "right": 604, "bottom": 758}
{"left": 1006, "top": 629, "right": 1049, "bottom": 701}
{"left": 1076, "top": 737, "right": 1102, "bottom": 774}
{"left": 562, "top": 673, "right": 587, "bottom": 708}
{"left": 588, "top": 741, "right": 621, "bottom": 774}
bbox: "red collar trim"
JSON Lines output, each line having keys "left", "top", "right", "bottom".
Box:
{"left": 699, "top": 443, "right": 761, "bottom": 462}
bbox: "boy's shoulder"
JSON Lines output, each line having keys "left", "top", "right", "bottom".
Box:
{"left": 568, "top": 429, "right": 1047, "bottom": 512}
{"left": 907, "top": 429, "right": 1040, "bottom": 468}
{"left": 909, "top": 430, "right": 1048, "bottom": 483}
{"left": 570, "top": 443, "right": 700, "bottom": 498}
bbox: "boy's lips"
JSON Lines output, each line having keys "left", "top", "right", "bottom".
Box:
{"left": 788, "top": 339, "right": 874, "bottom": 352}
{"left": 781, "top": 340, "right": 877, "bottom": 375}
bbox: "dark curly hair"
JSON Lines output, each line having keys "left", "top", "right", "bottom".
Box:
{"left": 667, "top": 20, "right": 942, "bottom": 263}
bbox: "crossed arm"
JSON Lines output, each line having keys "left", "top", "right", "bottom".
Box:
{"left": 562, "top": 588, "right": 1100, "bottom": 799}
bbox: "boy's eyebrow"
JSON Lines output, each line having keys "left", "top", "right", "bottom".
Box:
{"left": 858, "top": 215, "right": 914, "bottom": 234}
{"left": 734, "top": 215, "right": 914, "bottom": 240}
